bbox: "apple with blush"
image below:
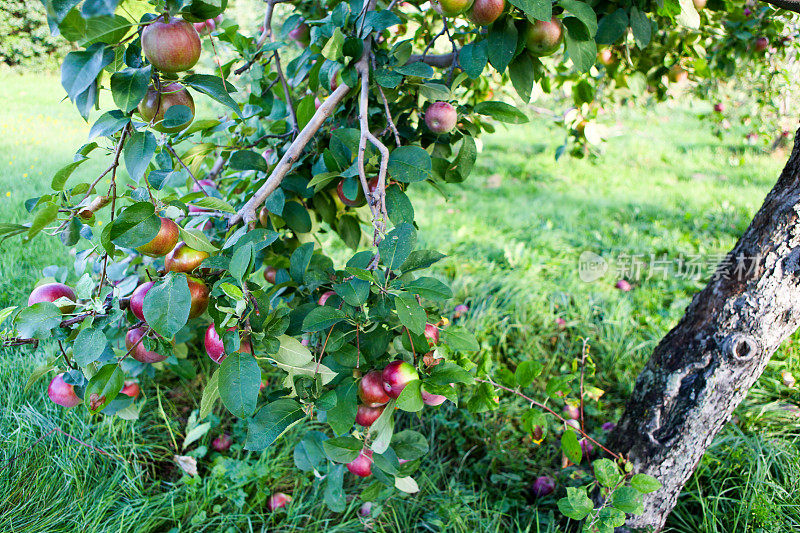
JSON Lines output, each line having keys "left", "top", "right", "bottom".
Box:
{"left": 48, "top": 373, "right": 81, "bottom": 407}
{"left": 425, "top": 102, "right": 457, "bottom": 134}
{"left": 204, "top": 323, "right": 252, "bottom": 363}
{"left": 141, "top": 16, "right": 201, "bottom": 73}
{"left": 121, "top": 381, "right": 140, "bottom": 398}
{"left": 381, "top": 360, "right": 419, "bottom": 399}
{"left": 268, "top": 492, "right": 292, "bottom": 510}
{"left": 136, "top": 217, "right": 180, "bottom": 257}
{"left": 355, "top": 404, "right": 385, "bottom": 427}
{"left": 264, "top": 266, "right": 278, "bottom": 284}
{"left": 130, "top": 281, "right": 154, "bottom": 322}
{"left": 212, "top": 433, "right": 233, "bottom": 452}
{"left": 525, "top": 17, "right": 563, "bottom": 57}
{"left": 138, "top": 83, "right": 196, "bottom": 134}
{"left": 468, "top": 0, "right": 504, "bottom": 25}
{"left": 358, "top": 370, "right": 390, "bottom": 406}
{"left": 346, "top": 449, "right": 373, "bottom": 477}
{"left": 125, "top": 326, "right": 167, "bottom": 363}
{"left": 28, "top": 282, "right": 76, "bottom": 313}
{"left": 186, "top": 275, "right": 210, "bottom": 318}
{"left": 337, "top": 180, "right": 366, "bottom": 207}
{"left": 165, "top": 242, "right": 209, "bottom": 273}
{"left": 318, "top": 290, "right": 335, "bottom": 306}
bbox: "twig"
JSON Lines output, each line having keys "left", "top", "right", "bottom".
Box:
{"left": 376, "top": 83, "right": 401, "bottom": 146}
{"left": 165, "top": 144, "right": 211, "bottom": 196}
{"left": 579, "top": 339, "right": 589, "bottom": 435}
{"left": 82, "top": 123, "right": 130, "bottom": 202}
{"left": 474, "top": 377, "right": 623, "bottom": 461}
{"left": 407, "top": 52, "right": 459, "bottom": 68}
{"left": 230, "top": 83, "right": 352, "bottom": 225}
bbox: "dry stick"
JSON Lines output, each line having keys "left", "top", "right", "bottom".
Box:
{"left": 407, "top": 52, "right": 459, "bottom": 68}
{"left": 473, "top": 377, "right": 623, "bottom": 461}
{"left": 81, "top": 123, "right": 130, "bottom": 202}
{"left": 165, "top": 144, "right": 211, "bottom": 196}
{"left": 230, "top": 83, "right": 352, "bottom": 225}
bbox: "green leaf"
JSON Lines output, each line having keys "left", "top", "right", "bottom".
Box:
{"left": 391, "top": 430, "right": 429, "bottom": 460}
{"left": 561, "top": 429, "right": 582, "bottom": 464}
{"left": 515, "top": 360, "right": 543, "bottom": 387}
{"left": 559, "top": 0, "right": 598, "bottom": 36}
{"left": 676, "top": 0, "right": 700, "bottom": 29}
{"left": 441, "top": 327, "right": 480, "bottom": 351}
{"left": 323, "top": 464, "right": 346, "bottom": 512}
{"left": 302, "top": 306, "right": 348, "bottom": 332}
{"left": 388, "top": 146, "right": 432, "bottom": 184}
{"left": 85, "top": 364, "right": 124, "bottom": 414}
{"left": 51, "top": 158, "right": 90, "bottom": 191}
{"left": 88, "top": 111, "right": 129, "bottom": 141}
{"left": 199, "top": 369, "right": 220, "bottom": 419}
{"left": 378, "top": 223, "right": 416, "bottom": 270}
{"left": 73, "top": 328, "right": 109, "bottom": 367}
{"left": 370, "top": 400, "right": 395, "bottom": 453}
{"left": 333, "top": 278, "right": 370, "bottom": 306}
{"left": 229, "top": 149, "right": 269, "bottom": 172}
{"left": 178, "top": 227, "right": 219, "bottom": 254}
{"left": 294, "top": 430, "right": 327, "bottom": 472}
{"left": 613, "top": 486, "right": 644, "bottom": 514}
{"left": 474, "top": 101, "right": 529, "bottom": 124}
{"left": 142, "top": 273, "right": 192, "bottom": 339}
{"left": 26, "top": 203, "right": 59, "bottom": 241}
{"left": 276, "top": 335, "right": 313, "bottom": 366}
{"left": 599, "top": 507, "right": 627, "bottom": 528}
{"left": 183, "top": 74, "right": 240, "bottom": 116}
{"left": 109, "top": 202, "right": 159, "bottom": 248}
{"left": 81, "top": 14, "right": 131, "bottom": 45}
{"left": 123, "top": 131, "right": 157, "bottom": 184}
{"left": 458, "top": 40, "right": 488, "bottom": 79}
{"left": 509, "top": 53, "right": 535, "bottom": 104}
{"left": 229, "top": 242, "right": 253, "bottom": 282}
{"left": 395, "top": 380, "right": 423, "bottom": 412}
{"left": 557, "top": 486, "right": 594, "bottom": 520}
{"left": 508, "top": 0, "right": 551, "bottom": 21}
{"left": 395, "top": 61, "right": 434, "bottom": 79}
{"left": 82, "top": 0, "right": 119, "bottom": 17}
{"left": 395, "top": 476, "right": 420, "bottom": 493}
{"left": 403, "top": 277, "right": 452, "bottom": 301}
{"left": 395, "top": 292, "right": 425, "bottom": 335}
{"left": 630, "top": 473, "right": 662, "bottom": 493}
{"left": 290, "top": 241, "right": 314, "bottom": 283}
{"left": 219, "top": 351, "right": 261, "bottom": 418}
{"left": 596, "top": 9, "right": 628, "bottom": 45}
{"left": 163, "top": 105, "right": 194, "bottom": 129}
{"left": 429, "top": 362, "right": 474, "bottom": 385}
{"left": 110, "top": 66, "right": 151, "bottom": 112}
{"left": 245, "top": 399, "right": 305, "bottom": 451}
{"left": 14, "top": 303, "right": 62, "bottom": 339}
{"left": 418, "top": 83, "right": 451, "bottom": 101}
{"left": 283, "top": 201, "right": 312, "bottom": 234}
{"left": 487, "top": 20, "right": 517, "bottom": 73}
{"left": 564, "top": 19, "right": 597, "bottom": 73}
{"left": 594, "top": 458, "right": 623, "bottom": 488}
{"left": 61, "top": 43, "right": 114, "bottom": 101}
{"left": 385, "top": 185, "right": 414, "bottom": 225}
{"left": 401, "top": 250, "right": 446, "bottom": 273}
{"left": 322, "top": 435, "right": 363, "bottom": 463}
{"left": 326, "top": 379, "right": 358, "bottom": 434}
{"left": 629, "top": 6, "right": 652, "bottom": 48}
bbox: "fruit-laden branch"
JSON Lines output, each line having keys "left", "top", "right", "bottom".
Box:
{"left": 759, "top": 0, "right": 800, "bottom": 13}
{"left": 608, "top": 127, "right": 800, "bottom": 531}
{"left": 407, "top": 52, "right": 459, "bottom": 68}
{"left": 230, "top": 83, "right": 353, "bottom": 225}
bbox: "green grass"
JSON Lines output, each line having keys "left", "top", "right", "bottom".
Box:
{"left": 2, "top": 72, "right": 800, "bottom": 532}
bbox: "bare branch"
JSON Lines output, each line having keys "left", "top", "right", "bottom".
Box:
{"left": 376, "top": 83, "right": 401, "bottom": 146}
{"left": 230, "top": 83, "right": 353, "bottom": 225}
{"left": 165, "top": 144, "right": 211, "bottom": 196}
{"left": 82, "top": 123, "right": 130, "bottom": 202}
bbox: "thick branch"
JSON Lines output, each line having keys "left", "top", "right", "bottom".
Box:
{"left": 759, "top": 0, "right": 800, "bottom": 13}
{"left": 407, "top": 52, "right": 459, "bottom": 68}
{"left": 230, "top": 83, "right": 352, "bottom": 225}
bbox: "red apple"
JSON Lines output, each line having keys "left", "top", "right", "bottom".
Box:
{"left": 268, "top": 492, "right": 292, "bottom": 510}
{"left": 563, "top": 404, "right": 580, "bottom": 420}
{"left": 355, "top": 404, "right": 385, "bottom": 427}
{"left": 28, "top": 282, "right": 76, "bottom": 313}
{"left": 186, "top": 275, "right": 210, "bottom": 318}
{"left": 192, "top": 179, "right": 216, "bottom": 194}
{"left": 358, "top": 370, "right": 391, "bottom": 406}
{"left": 525, "top": 17, "right": 563, "bottom": 57}
{"left": 755, "top": 36, "right": 769, "bottom": 52}
{"left": 615, "top": 279, "right": 632, "bottom": 292}
{"left": 580, "top": 438, "right": 594, "bottom": 457}
{"left": 212, "top": 433, "right": 232, "bottom": 452}
{"left": 289, "top": 22, "right": 310, "bottom": 47}
{"left": 204, "top": 324, "right": 252, "bottom": 363}
{"left": 453, "top": 304, "right": 469, "bottom": 318}
{"left": 259, "top": 206, "right": 271, "bottom": 227}
{"left": 138, "top": 83, "right": 195, "bottom": 133}
{"left": 136, "top": 217, "right": 180, "bottom": 257}
{"left": 337, "top": 180, "right": 366, "bottom": 207}
{"left": 382, "top": 360, "right": 419, "bottom": 399}
{"left": 318, "top": 290, "right": 335, "bottom": 306}
{"left": 48, "top": 373, "right": 81, "bottom": 407}
{"left": 346, "top": 449, "right": 373, "bottom": 477}
{"left": 125, "top": 326, "right": 167, "bottom": 363}
{"left": 425, "top": 102, "right": 457, "bottom": 134}
{"left": 421, "top": 389, "right": 446, "bottom": 406}
{"left": 121, "top": 380, "right": 140, "bottom": 398}
{"left": 713, "top": 103, "right": 724, "bottom": 113}
{"left": 424, "top": 323, "right": 440, "bottom": 345}
{"left": 165, "top": 242, "right": 209, "bottom": 273}
{"left": 193, "top": 19, "right": 216, "bottom": 36}
{"left": 531, "top": 475, "right": 555, "bottom": 497}
{"left": 130, "top": 281, "right": 154, "bottom": 322}
{"left": 468, "top": 0, "right": 504, "bottom": 25}
{"left": 141, "top": 16, "right": 201, "bottom": 73}
{"left": 264, "top": 266, "right": 278, "bottom": 284}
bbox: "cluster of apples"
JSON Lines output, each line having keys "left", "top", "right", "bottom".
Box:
{"left": 347, "top": 325, "right": 445, "bottom": 477}
{"left": 137, "top": 14, "right": 205, "bottom": 133}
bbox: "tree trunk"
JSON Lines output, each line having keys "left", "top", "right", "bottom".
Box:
{"left": 607, "top": 130, "right": 800, "bottom": 531}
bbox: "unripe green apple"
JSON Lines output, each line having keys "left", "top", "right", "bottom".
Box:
{"left": 525, "top": 17, "right": 563, "bottom": 57}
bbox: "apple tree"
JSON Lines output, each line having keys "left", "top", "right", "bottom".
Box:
{"left": 3, "top": 0, "right": 800, "bottom": 530}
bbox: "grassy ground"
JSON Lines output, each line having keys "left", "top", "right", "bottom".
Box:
{"left": 1, "top": 72, "right": 800, "bottom": 532}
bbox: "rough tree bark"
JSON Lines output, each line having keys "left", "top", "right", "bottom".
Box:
{"left": 608, "top": 130, "right": 800, "bottom": 531}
